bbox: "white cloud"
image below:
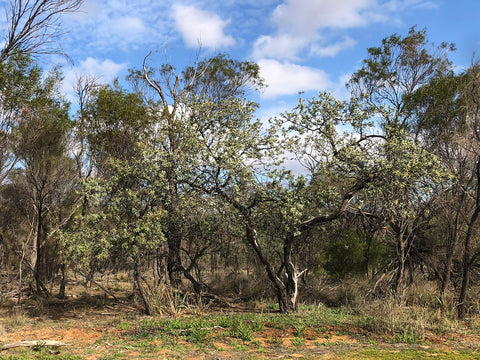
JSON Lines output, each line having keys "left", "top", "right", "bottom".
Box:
{"left": 252, "top": 0, "right": 404, "bottom": 60}
{"left": 258, "top": 59, "right": 332, "bottom": 98}
{"left": 272, "top": 0, "right": 377, "bottom": 35}
{"left": 79, "top": 57, "right": 126, "bottom": 80}
{"left": 63, "top": 0, "right": 169, "bottom": 54}
{"left": 384, "top": 0, "right": 439, "bottom": 11}
{"left": 65, "top": 0, "right": 101, "bottom": 20}
{"left": 253, "top": 34, "right": 310, "bottom": 61}
{"left": 311, "top": 37, "right": 357, "bottom": 57}
{"left": 112, "top": 16, "right": 145, "bottom": 36}
{"left": 61, "top": 57, "right": 126, "bottom": 101}
{"left": 256, "top": 101, "right": 291, "bottom": 123}
{"left": 172, "top": 4, "right": 236, "bottom": 49}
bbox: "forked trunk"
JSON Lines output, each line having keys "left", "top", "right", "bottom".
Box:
{"left": 244, "top": 219, "right": 302, "bottom": 313}
{"left": 276, "top": 269, "right": 305, "bottom": 313}
{"left": 277, "top": 288, "right": 297, "bottom": 313}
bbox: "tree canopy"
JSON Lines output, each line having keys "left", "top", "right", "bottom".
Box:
{"left": 3, "top": 26, "right": 480, "bottom": 318}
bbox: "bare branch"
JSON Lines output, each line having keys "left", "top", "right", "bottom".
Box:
{"left": 0, "top": 0, "right": 83, "bottom": 62}
{"left": 1, "top": 340, "right": 71, "bottom": 350}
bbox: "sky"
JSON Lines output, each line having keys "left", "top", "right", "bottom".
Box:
{"left": 19, "top": 0, "right": 480, "bottom": 119}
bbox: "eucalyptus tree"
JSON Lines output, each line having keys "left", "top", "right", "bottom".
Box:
{"left": 348, "top": 27, "right": 454, "bottom": 134}
{"left": 9, "top": 68, "right": 76, "bottom": 294}
{"left": 413, "top": 65, "right": 480, "bottom": 317}
{"left": 415, "top": 64, "right": 480, "bottom": 318}
{"left": 85, "top": 82, "right": 153, "bottom": 171}
{"left": 0, "top": 56, "right": 80, "bottom": 298}
{"left": 347, "top": 27, "right": 454, "bottom": 294}
{"left": 0, "top": 54, "right": 44, "bottom": 186}
{"left": 407, "top": 73, "right": 468, "bottom": 296}
{"left": 455, "top": 64, "right": 480, "bottom": 318}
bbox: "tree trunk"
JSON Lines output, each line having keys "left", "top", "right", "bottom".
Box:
{"left": 458, "top": 259, "right": 470, "bottom": 319}
{"left": 458, "top": 161, "right": 480, "bottom": 319}
{"left": 167, "top": 233, "right": 183, "bottom": 288}
{"left": 441, "top": 226, "right": 459, "bottom": 296}
{"left": 276, "top": 287, "right": 297, "bottom": 313}
{"left": 243, "top": 218, "right": 299, "bottom": 312}
{"left": 134, "top": 260, "right": 151, "bottom": 315}
{"left": 58, "top": 264, "right": 66, "bottom": 299}
{"left": 458, "top": 213, "right": 478, "bottom": 318}
{"left": 392, "top": 232, "right": 406, "bottom": 296}
{"left": 34, "top": 199, "right": 44, "bottom": 294}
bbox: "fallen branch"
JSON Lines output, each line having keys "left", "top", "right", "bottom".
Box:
{"left": 77, "top": 271, "right": 118, "bottom": 301}
{"left": 1, "top": 340, "right": 71, "bottom": 351}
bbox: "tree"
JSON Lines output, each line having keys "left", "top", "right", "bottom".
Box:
{"left": 348, "top": 26, "right": 454, "bottom": 134}
{"left": 57, "top": 85, "right": 167, "bottom": 312}
{"left": 63, "top": 147, "right": 166, "bottom": 314}
{"left": 407, "top": 73, "right": 467, "bottom": 296}
{"left": 0, "top": 0, "right": 83, "bottom": 62}
{"left": 186, "top": 94, "right": 287, "bottom": 307}
{"left": 85, "top": 82, "right": 153, "bottom": 171}
{"left": 0, "top": 54, "right": 42, "bottom": 185}
{"left": 403, "top": 60, "right": 480, "bottom": 317}
{"left": 269, "top": 92, "right": 376, "bottom": 311}
{"left": 10, "top": 68, "right": 76, "bottom": 294}
{"left": 347, "top": 27, "right": 453, "bottom": 295}
{"left": 447, "top": 64, "right": 480, "bottom": 318}
{"left": 182, "top": 53, "right": 264, "bottom": 102}
{"left": 132, "top": 51, "right": 264, "bottom": 289}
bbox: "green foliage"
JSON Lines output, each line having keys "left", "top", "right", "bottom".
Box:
{"left": 407, "top": 73, "right": 466, "bottom": 143}
{"left": 348, "top": 26, "right": 454, "bottom": 131}
{"left": 0, "top": 53, "right": 42, "bottom": 112}
{"left": 59, "top": 144, "right": 166, "bottom": 275}
{"left": 182, "top": 53, "right": 265, "bottom": 101}
{"left": 86, "top": 84, "right": 153, "bottom": 167}
{"left": 183, "top": 327, "right": 210, "bottom": 343}
{"left": 0, "top": 348, "right": 83, "bottom": 360}
{"left": 323, "top": 229, "right": 385, "bottom": 278}
{"left": 233, "top": 321, "right": 254, "bottom": 341}
{"left": 291, "top": 337, "right": 305, "bottom": 346}
{"left": 2, "top": 26, "right": 479, "bottom": 322}
{"left": 389, "top": 326, "right": 423, "bottom": 344}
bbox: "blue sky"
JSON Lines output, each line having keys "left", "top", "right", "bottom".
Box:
{"left": 47, "top": 0, "right": 480, "bottom": 118}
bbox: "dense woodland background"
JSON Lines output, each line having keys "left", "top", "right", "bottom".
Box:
{"left": 2, "top": 0, "right": 480, "bottom": 319}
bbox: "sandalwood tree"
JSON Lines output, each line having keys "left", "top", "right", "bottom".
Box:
{"left": 130, "top": 51, "right": 264, "bottom": 289}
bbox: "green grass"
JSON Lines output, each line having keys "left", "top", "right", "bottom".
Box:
{"left": 343, "top": 349, "right": 480, "bottom": 359}
{"left": 3, "top": 300, "right": 480, "bottom": 360}
{"left": 292, "top": 337, "right": 305, "bottom": 346}
{"left": 388, "top": 326, "right": 424, "bottom": 344}
{"left": 0, "top": 348, "right": 83, "bottom": 360}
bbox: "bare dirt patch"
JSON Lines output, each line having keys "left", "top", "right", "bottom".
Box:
{"left": 2, "top": 326, "right": 104, "bottom": 344}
